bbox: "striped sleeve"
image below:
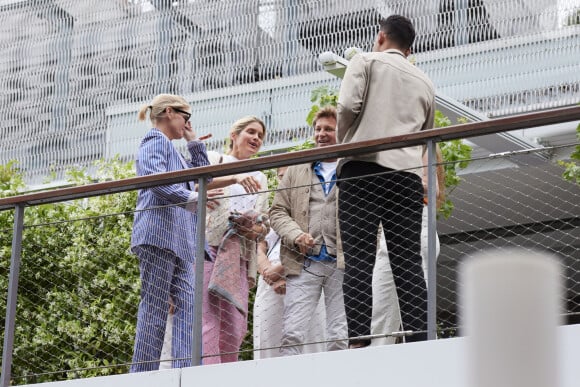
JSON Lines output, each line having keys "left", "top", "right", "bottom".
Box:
{"left": 187, "top": 140, "right": 210, "bottom": 167}
{"left": 137, "top": 135, "right": 192, "bottom": 206}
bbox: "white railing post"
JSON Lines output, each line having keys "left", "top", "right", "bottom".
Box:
{"left": 426, "top": 140, "right": 438, "bottom": 340}
{"left": 192, "top": 176, "right": 208, "bottom": 366}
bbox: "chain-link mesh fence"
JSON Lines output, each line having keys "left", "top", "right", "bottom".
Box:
{"left": 0, "top": 194, "right": 138, "bottom": 384}
{"left": 0, "top": 140, "right": 579, "bottom": 383}
{"left": 437, "top": 147, "right": 580, "bottom": 335}
{"left": 2, "top": 1, "right": 579, "bottom": 185}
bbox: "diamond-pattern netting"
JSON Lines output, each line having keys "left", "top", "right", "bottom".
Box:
{"left": 436, "top": 154, "right": 580, "bottom": 335}
{"left": 1, "top": 142, "right": 579, "bottom": 383}
{"left": 1, "top": 0, "right": 579, "bottom": 184}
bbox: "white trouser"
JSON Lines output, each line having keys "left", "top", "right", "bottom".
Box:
{"left": 281, "top": 260, "right": 348, "bottom": 356}
{"left": 159, "top": 312, "right": 174, "bottom": 370}
{"left": 371, "top": 206, "right": 440, "bottom": 346}
{"left": 253, "top": 275, "right": 326, "bottom": 359}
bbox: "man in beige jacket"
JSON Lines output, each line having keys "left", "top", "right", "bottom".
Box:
{"left": 337, "top": 15, "right": 435, "bottom": 346}
{"left": 270, "top": 106, "right": 348, "bottom": 356}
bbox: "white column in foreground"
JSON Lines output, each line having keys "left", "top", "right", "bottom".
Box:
{"left": 461, "top": 248, "right": 562, "bottom": 387}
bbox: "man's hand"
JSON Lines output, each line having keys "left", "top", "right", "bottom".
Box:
{"left": 294, "top": 232, "right": 315, "bottom": 255}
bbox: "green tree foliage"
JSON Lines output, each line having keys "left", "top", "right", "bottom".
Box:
{"left": 0, "top": 161, "right": 25, "bottom": 292}
{"left": 306, "top": 86, "right": 339, "bottom": 126}
{"left": 304, "top": 86, "right": 472, "bottom": 218}
{"left": 558, "top": 122, "right": 580, "bottom": 184}
{"left": 433, "top": 112, "right": 473, "bottom": 218}
{"left": 0, "top": 157, "right": 138, "bottom": 384}
{"left": 0, "top": 160, "right": 25, "bottom": 197}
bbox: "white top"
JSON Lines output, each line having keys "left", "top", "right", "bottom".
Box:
{"left": 264, "top": 229, "right": 281, "bottom": 265}
{"left": 221, "top": 154, "right": 267, "bottom": 213}
{"left": 318, "top": 161, "right": 337, "bottom": 194}
{"left": 205, "top": 151, "right": 269, "bottom": 250}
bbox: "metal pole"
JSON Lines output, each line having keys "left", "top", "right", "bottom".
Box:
{"left": 454, "top": 0, "right": 469, "bottom": 46}
{"left": 48, "top": 5, "right": 72, "bottom": 135}
{"left": 426, "top": 140, "right": 437, "bottom": 340}
{"left": 283, "top": 0, "right": 297, "bottom": 77}
{"left": 1, "top": 205, "right": 25, "bottom": 387}
{"left": 154, "top": 0, "right": 172, "bottom": 93}
{"left": 192, "top": 177, "right": 208, "bottom": 366}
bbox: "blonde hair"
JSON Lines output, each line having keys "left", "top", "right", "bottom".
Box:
{"left": 312, "top": 106, "right": 337, "bottom": 127}
{"left": 228, "top": 116, "right": 266, "bottom": 152}
{"left": 138, "top": 94, "right": 190, "bottom": 124}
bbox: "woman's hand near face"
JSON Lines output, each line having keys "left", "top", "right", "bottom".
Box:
{"left": 183, "top": 121, "right": 196, "bottom": 142}
{"left": 183, "top": 121, "right": 212, "bottom": 142}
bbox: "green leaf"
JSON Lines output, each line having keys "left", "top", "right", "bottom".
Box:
{"left": 559, "top": 123, "right": 580, "bottom": 184}
{"left": 0, "top": 158, "right": 138, "bottom": 382}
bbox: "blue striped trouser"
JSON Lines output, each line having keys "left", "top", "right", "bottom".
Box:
{"left": 130, "top": 244, "right": 195, "bottom": 372}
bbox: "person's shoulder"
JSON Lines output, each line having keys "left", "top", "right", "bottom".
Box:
{"left": 365, "top": 50, "right": 399, "bottom": 62}
{"left": 142, "top": 128, "right": 159, "bottom": 138}
{"left": 408, "top": 65, "right": 435, "bottom": 93}
{"left": 140, "top": 128, "right": 167, "bottom": 147}
{"left": 278, "top": 163, "right": 306, "bottom": 185}
{"left": 207, "top": 151, "right": 223, "bottom": 165}
{"left": 343, "top": 52, "right": 371, "bottom": 72}
{"left": 286, "top": 163, "right": 312, "bottom": 176}
{"left": 350, "top": 52, "right": 373, "bottom": 65}
{"left": 364, "top": 51, "right": 383, "bottom": 59}
{"left": 151, "top": 128, "right": 167, "bottom": 136}
{"left": 366, "top": 51, "right": 409, "bottom": 71}
{"left": 385, "top": 54, "right": 435, "bottom": 94}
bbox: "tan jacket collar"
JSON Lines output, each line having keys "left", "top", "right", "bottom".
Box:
{"left": 382, "top": 48, "right": 406, "bottom": 58}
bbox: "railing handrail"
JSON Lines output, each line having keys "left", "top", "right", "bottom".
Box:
{"left": 1, "top": 105, "right": 579, "bottom": 210}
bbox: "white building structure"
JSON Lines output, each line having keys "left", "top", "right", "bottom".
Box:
{"left": 0, "top": 1, "right": 579, "bottom": 385}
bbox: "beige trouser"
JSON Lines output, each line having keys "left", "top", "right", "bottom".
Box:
{"left": 253, "top": 275, "right": 326, "bottom": 359}
{"left": 281, "top": 260, "right": 348, "bottom": 356}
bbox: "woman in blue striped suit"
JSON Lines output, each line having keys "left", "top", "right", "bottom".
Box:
{"left": 130, "top": 94, "right": 218, "bottom": 372}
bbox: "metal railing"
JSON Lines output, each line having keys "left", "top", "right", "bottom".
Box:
{"left": 1, "top": 105, "right": 579, "bottom": 385}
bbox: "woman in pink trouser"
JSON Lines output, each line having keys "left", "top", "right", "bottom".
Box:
{"left": 201, "top": 116, "right": 269, "bottom": 364}
{"left": 202, "top": 259, "right": 249, "bottom": 364}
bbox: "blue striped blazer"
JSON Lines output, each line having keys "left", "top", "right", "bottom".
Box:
{"left": 131, "top": 128, "right": 210, "bottom": 262}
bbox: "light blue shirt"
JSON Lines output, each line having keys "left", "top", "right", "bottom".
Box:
{"left": 307, "top": 161, "right": 337, "bottom": 262}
